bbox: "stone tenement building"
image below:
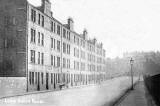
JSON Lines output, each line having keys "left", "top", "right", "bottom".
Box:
{"left": 0, "top": 0, "right": 106, "bottom": 93}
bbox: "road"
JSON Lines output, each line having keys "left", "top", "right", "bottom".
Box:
{"left": 0, "top": 76, "right": 138, "bottom": 106}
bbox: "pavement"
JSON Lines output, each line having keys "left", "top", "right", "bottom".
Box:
{"left": 115, "top": 81, "right": 157, "bottom": 106}
{"left": 0, "top": 76, "right": 138, "bottom": 106}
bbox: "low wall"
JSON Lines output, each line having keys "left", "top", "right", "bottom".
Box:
{"left": 0, "top": 77, "right": 26, "bottom": 98}
{"left": 144, "top": 74, "right": 160, "bottom": 106}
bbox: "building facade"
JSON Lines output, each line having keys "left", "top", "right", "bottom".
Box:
{"left": 0, "top": 0, "right": 106, "bottom": 92}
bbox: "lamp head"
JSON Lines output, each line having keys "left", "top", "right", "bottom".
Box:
{"left": 130, "top": 58, "right": 134, "bottom": 65}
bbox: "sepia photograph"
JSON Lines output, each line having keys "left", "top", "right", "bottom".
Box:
{"left": 0, "top": 0, "right": 159, "bottom": 106}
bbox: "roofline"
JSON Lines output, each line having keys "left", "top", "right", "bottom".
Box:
{"left": 27, "top": 1, "right": 105, "bottom": 49}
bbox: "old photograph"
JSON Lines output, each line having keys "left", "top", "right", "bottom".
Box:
{"left": 0, "top": 0, "right": 159, "bottom": 106}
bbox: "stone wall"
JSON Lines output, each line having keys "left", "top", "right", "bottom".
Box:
{"left": 0, "top": 77, "right": 26, "bottom": 98}
{"left": 0, "top": 0, "right": 27, "bottom": 77}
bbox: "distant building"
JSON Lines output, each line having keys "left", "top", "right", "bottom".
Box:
{"left": 0, "top": 0, "right": 106, "bottom": 92}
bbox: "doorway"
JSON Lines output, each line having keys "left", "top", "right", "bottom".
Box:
{"left": 54, "top": 73, "right": 56, "bottom": 89}
{"left": 37, "top": 72, "right": 40, "bottom": 91}
{"left": 46, "top": 73, "right": 49, "bottom": 90}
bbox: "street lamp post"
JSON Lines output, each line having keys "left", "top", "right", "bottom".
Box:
{"left": 130, "top": 58, "right": 134, "bottom": 90}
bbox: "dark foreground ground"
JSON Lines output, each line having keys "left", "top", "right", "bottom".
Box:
{"left": 114, "top": 81, "right": 157, "bottom": 106}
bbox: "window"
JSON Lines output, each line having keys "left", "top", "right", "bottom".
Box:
{"left": 74, "top": 36, "right": 76, "bottom": 43}
{"left": 51, "top": 73, "right": 53, "bottom": 84}
{"left": 51, "top": 21, "right": 53, "bottom": 32}
{"left": 67, "top": 59, "right": 70, "bottom": 69}
{"left": 41, "top": 72, "right": 43, "bottom": 84}
{"left": 32, "top": 72, "right": 34, "bottom": 84}
{"left": 54, "top": 23, "right": 56, "bottom": 33}
{"left": 31, "top": 28, "right": 36, "bottom": 43}
{"left": 68, "top": 32, "right": 70, "bottom": 40}
{"left": 51, "top": 38, "right": 53, "bottom": 48}
{"left": 38, "top": 52, "right": 40, "bottom": 64}
{"left": 31, "top": 9, "right": 36, "bottom": 22}
{"left": 63, "top": 58, "right": 66, "bottom": 68}
{"left": 38, "top": 13, "right": 41, "bottom": 25}
{"left": 66, "top": 59, "right": 69, "bottom": 69}
{"left": 74, "top": 61, "right": 75, "bottom": 69}
{"left": 57, "top": 40, "right": 60, "bottom": 52}
{"left": 38, "top": 32, "right": 40, "bottom": 44}
{"left": 51, "top": 55, "right": 53, "bottom": 65}
{"left": 69, "top": 59, "right": 70, "bottom": 69}
{"left": 54, "top": 56, "right": 56, "bottom": 67}
{"left": 67, "top": 31, "right": 70, "bottom": 40}
{"left": 63, "top": 28, "right": 66, "bottom": 38}
{"left": 35, "top": 72, "right": 37, "bottom": 84}
{"left": 67, "top": 31, "right": 68, "bottom": 39}
{"left": 54, "top": 39, "right": 56, "bottom": 49}
{"left": 77, "top": 38, "right": 79, "bottom": 45}
{"left": 57, "top": 56, "right": 60, "bottom": 67}
{"left": 41, "top": 33, "right": 44, "bottom": 46}
{"left": 67, "top": 44, "right": 69, "bottom": 54}
{"left": 68, "top": 45, "right": 70, "bottom": 54}
{"left": 58, "top": 73, "right": 60, "bottom": 83}
{"left": 42, "top": 15, "right": 44, "bottom": 27}
{"left": 63, "top": 42, "right": 66, "bottom": 53}
{"left": 41, "top": 53, "right": 44, "bottom": 65}
{"left": 29, "top": 72, "right": 31, "bottom": 84}
{"left": 74, "top": 48, "right": 76, "bottom": 57}
{"left": 57, "top": 25, "right": 61, "bottom": 35}
{"left": 77, "top": 62, "right": 79, "bottom": 70}
{"left": 31, "top": 50, "right": 35, "bottom": 63}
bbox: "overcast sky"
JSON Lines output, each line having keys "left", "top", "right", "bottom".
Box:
{"left": 28, "top": 0, "right": 160, "bottom": 58}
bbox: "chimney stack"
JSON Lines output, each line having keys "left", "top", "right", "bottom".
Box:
{"left": 68, "top": 17, "right": 74, "bottom": 31}
{"left": 83, "top": 29, "right": 88, "bottom": 40}
{"left": 93, "top": 38, "right": 97, "bottom": 44}
{"left": 41, "top": 0, "right": 52, "bottom": 17}
{"left": 100, "top": 43, "right": 103, "bottom": 48}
